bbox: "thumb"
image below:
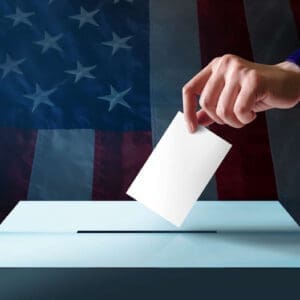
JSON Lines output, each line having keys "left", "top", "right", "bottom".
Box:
{"left": 196, "top": 109, "right": 215, "bottom": 127}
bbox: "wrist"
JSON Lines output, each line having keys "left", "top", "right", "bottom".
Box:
{"left": 285, "top": 49, "right": 300, "bottom": 104}
{"left": 276, "top": 62, "right": 300, "bottom": 105}
{"left": 286, "top": 49, "right": 300, "bottom": 70}
{"left": 276, "top": 61, "right": 300, "bottom": 72}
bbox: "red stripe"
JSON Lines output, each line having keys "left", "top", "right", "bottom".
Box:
{"left": 290, "top": 0, "right": 300, "bottom": 35}
{"left": 197, "top": 0, "right": 278, "bottom": 199}
{"left": 0, "top": 128, "right": 37, "bottom": 204}
{"left": 92, "top": 131, "right": 152, "bottom": 200}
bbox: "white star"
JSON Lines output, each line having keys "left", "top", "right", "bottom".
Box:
{"left": 34, "top": 31, "right": 63, "bottom": 54}
{"left": 114, "top": 0, "right": 133, "bottom": 4}
{"left": 65, "top": 61, "right": 96, "bottom": 83}
{"left": 98, "top": 86, "right": 132, "bottom": 112}
{"left": 24, "top": 84, "right": 57, "bottom": 112}
{"left": 0, "top": 54, "right": 26, "bottom": 79}
{"left": 5, "top": 7, "right": 35, "bottom": 27}
{"left": 69, "top": 7, "right": 100, "bottom": 29}
{"left": 102, "top": 32, "right": 132, "bottom": 55}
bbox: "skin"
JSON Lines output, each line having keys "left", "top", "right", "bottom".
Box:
{"left": 182, "top": 54, "right": 300, "bottom": 133}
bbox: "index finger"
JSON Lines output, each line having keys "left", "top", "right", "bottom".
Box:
{"left": 182, "top": 63, "right": 212, "bottom": 132}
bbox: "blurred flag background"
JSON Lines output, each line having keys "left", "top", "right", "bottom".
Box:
{"left": 0, "top": 0, "right": 300, "bottom": 221}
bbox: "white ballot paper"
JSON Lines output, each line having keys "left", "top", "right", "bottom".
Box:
{"left": 127, "top": 111, "right": 232, "bottom": 227}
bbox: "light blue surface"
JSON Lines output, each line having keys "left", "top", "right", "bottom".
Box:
{"left": 1, "top": 201, "right": 300, "bottom": 267}
{"left": 0, "top": 232, "right": 300, "bottom": 268}
{"left": 1, "top": 201, "right": 298, "bottom": 232}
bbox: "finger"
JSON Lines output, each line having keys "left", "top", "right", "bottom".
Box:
{"left": 182, "top": 89, "right": 198, "bottom": 132}
{"left": 182, "top": 64, "right": 212, "bottom": 133}
{"left": 196, "top": 109, "right": 214, "bottom": 127}
{"left": 234, "top": 88, "right": 257, "bottom": 124}
{"left": 187, "top": 58, "right": 218, "bottom": 94}
{"left": 199, "top": 74, "right": 225, "bottom": 124}
{"left": 216, "top": 83, "right": 244, "bottom": 128}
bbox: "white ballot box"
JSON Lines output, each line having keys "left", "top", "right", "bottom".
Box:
{"left": 0, "top": 201, "right": 300, "bottom": 267}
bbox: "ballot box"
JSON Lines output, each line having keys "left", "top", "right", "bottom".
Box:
{"left": 0, "top": 201, "right": 300, "bottom": 267}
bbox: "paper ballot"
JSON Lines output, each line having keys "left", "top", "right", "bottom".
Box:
{"left": 127, "top": 111, "right": 232, "bottom": 227}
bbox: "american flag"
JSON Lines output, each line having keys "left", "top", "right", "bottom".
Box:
{"left": 0, "top": 0, "right": 152, "bottom": 205}
{"left": 1, "top": 0, "right": 300, "bottom": 220}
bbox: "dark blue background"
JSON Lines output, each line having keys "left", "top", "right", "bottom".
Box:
{"left": 0, "top": 0, "right": 150, "bottom": 130}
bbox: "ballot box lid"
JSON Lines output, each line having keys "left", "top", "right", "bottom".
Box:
{"left": 1, "top": 201, "right": 298, "bottom": 233}
{"left": 1, "top": 201, "right": 300, "bottom": 268}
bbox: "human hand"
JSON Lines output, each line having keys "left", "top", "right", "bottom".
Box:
{"left": 182, "top": 54, "right": 300, "bottom": 132}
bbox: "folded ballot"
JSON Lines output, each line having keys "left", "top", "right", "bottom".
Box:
{"left": 127, "top": 111, "right": 231, "bottom": 227}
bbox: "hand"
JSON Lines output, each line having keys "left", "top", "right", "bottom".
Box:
{"left": 182, "top": 54, "right": 300, "bottom": 132}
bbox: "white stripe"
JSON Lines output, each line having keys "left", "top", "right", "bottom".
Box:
{"left": 28, "top": 129, "right": 95, "bottom": 200}
{"left": 149, "top": 0, "right": 218, "bottom": 199}
{"left": 244, "top": 0, "right": 300, "bottom": 202}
